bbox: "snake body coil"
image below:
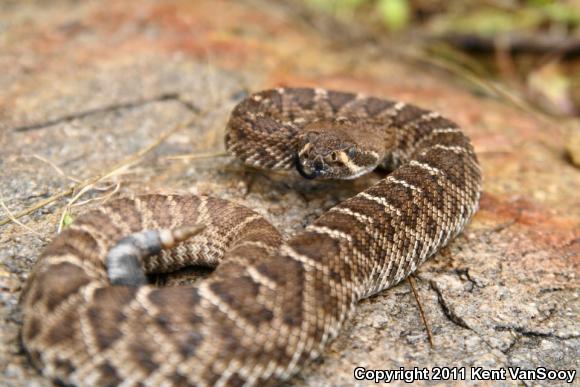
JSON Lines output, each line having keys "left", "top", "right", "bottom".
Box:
{"left": 21, "top": 88, "right": 481, "bottom": 386}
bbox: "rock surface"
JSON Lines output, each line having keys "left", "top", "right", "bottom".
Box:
{"left": 0, "top": 1, "right": 578, "bottom": 386}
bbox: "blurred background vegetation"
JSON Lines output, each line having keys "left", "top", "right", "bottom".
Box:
{"left": 302, "top": 0, "right": 580, "bottom": 118}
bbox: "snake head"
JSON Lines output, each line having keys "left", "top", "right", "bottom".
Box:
{"left": 295, "top": 127, "right": 381, "bottom": 180}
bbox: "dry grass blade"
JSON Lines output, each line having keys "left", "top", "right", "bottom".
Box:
{"left": 72, "top": 183, "right": 121, "bottom": 208}
{"left": 0, "top": 193, "right": 46, "bottom": 239}
{"left": 414, "top": 48, "right": 532, "bottom": 112}
{"left": 0, "top": 118, "right": 199, "bottom": 228}
{"left": 406, "top": 45, "right": 572, "bottom": 133}
{"left": 56, "top": 183, "right": 121, "bottom": 233}
{"left": 31, "top": 154, "right": 82, "bottom": 184}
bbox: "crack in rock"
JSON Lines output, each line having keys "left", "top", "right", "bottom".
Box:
{"left": 11, "top": 93, "right": 194, "bottom": 132}
{"left": 429, "top": 280, "right": 472, "bottom": 330}
{"left": 494, "top": 325, "right": 579, "bottom": 341}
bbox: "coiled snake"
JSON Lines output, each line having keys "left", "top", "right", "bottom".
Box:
{"left": 20, "top": 88, "right": 481, "bottom": 386}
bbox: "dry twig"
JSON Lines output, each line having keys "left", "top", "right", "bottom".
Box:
{"left": 165, "top": 151, "right": 229, "bottom": 161}
{"left": 408, "top": 275, "right": 435, "bottom": 348}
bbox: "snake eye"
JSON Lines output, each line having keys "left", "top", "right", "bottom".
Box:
{"left": 347, "top": 147, "right": 356, "bottom": 158}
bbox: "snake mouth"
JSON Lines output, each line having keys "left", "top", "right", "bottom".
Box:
{"left": 294, "top": 154, "right": 319, "bottom": 179}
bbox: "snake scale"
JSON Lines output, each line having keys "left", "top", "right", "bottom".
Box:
{"left": 20, "top": 87, "right": 482, "bottom": 386}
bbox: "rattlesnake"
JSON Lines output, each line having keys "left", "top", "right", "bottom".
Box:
{"left": 20, "top": 87, "right": 482, "bottom": 386}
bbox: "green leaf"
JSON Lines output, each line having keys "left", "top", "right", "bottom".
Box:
{"left": 378, "top": 0, "right": 410, "bottom": 31}
{"left": 62, "top": 213, "right": 74, "bottom": 228}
